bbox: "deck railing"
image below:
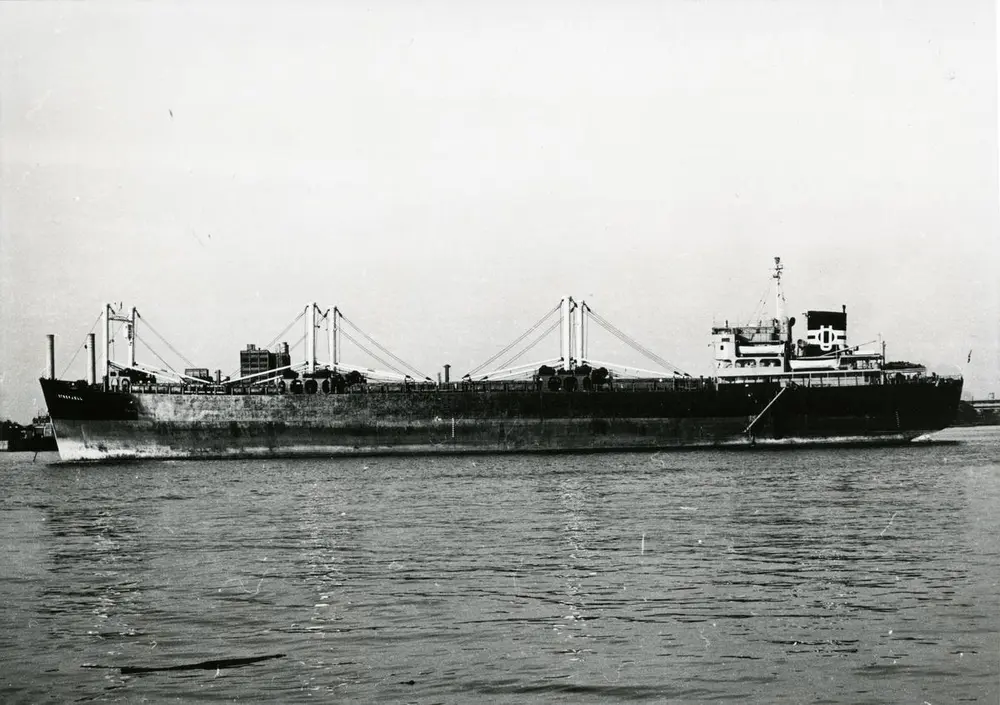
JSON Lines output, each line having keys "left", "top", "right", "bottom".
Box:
{"left": 121, "top": 370, "right": 958, "bottom": 397}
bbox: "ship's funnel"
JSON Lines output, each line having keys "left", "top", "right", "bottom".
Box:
{"left": 804, "top": 310, "right": 848, "bottom": 356}
{"left": 87, "top": 333, "right": 96, "bottom": 385}
{"left": 47, "top": 334, "right": 55, "bottom": 380}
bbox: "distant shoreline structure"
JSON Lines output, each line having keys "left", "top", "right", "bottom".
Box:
{"left": 0, "top": 415, "right": 57, "bottom": 452}
{"left": 955, "top": 397, "right": 999, "bottom": 426}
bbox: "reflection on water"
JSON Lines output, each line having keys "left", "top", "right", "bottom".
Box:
{"left": 0, "top": 427, "right": 997, "bottom": 703}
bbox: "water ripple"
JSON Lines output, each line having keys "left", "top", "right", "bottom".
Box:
{"left": 0, "top": 427, "right": 996, "bottom": 702}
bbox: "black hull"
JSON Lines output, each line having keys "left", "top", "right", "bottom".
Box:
{"left": 39, "top": 377, "right": 963, "bottom": 461}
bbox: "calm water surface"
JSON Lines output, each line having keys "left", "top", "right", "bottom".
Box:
{"left": 1, "top": 427, "right": 997, "bottom": 703}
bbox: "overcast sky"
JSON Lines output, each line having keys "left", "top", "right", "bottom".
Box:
{"left": 1, "top": 0, "right": 997, "bottom": 421}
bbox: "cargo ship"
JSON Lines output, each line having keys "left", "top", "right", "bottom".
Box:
{"left": 39, "top": 258, "right": 963, "bottom": 461}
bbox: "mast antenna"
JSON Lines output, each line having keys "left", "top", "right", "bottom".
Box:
{"left": 773, "top": 256, "right": 786, "bottom": 323}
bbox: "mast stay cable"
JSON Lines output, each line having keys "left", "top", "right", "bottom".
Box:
{"left": 262, "top": 311, "right": 305, "bottom": 352}
{"left": 226, "top": 310, "right": 306, "bottom": 381}
{"left": 135, "top": 312, "right": 195, "bottom": 369}
{"left": 466, "top": 302, "right": 561, "bottom": 377}
{"left": 337, "top": 313, "right": 428, "bottom": 380}
{"left": 585, "top": 306, "right": 689, "bottom": 376}
{"left": 338, "top": 328, "right": 405, "bottom": 376}
{"left": 134, "top": 333, "right": 182, "bottom": 378}
{"left": 497, "top": 320, "right": 561, "bottom": 371}
{"left": 740, "top": 282, "right": 772, "bottom": 327}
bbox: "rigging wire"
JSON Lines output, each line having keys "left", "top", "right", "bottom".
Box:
{"left": 263, "top": 311, "right": 306, "bottom": 352}
{"left": 338, "top": 328, "right": 404, "bottom": 376}
{"left": 337, "top": 313, "right": 427, "bottom": 379}
{"left": 135, "top": 312, "right": 195, "bottom": 369}
{"left": 585, "top": 306, "right": 689, "bottom": 376}
{"left": 741, "top": 281, "right": 773, "bottom": 327}
{"left": 287, "top": 333, "right": 305, "bottom": 354}
{"left": 227, "top": 311, "right": 306, "bottom": 380}
{"left": 109, "top": 320, "right": 127, "bottom": 368}
{"left": 58, "top": 311, "right": 104, "bottom": 378}
{"left": 252, "top": 332, "right": 306, "bottom": 377}
{"left": 337, "top": 314, "right": 421, "bottom": 378}
{"left": 466, "top": 302, "right": 561, "bottom": 377}
{"left": 135, "top": 333, "right": 181, "bottom": 378}
{"left": 807, "top": 339, "right": 878, "bottom": 359}
{"left": 497, "top": 320, "right": 560, "bottom": 371}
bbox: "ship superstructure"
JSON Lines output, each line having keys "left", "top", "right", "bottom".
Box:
{"left": 712, "top": 258, "right": 890, "bottom": 381}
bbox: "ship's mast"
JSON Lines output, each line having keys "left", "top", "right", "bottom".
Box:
{"left": 333, "top": 306, "right": 340, "bottom": 365}
{"left": 128, "top": 306, "right": 137, "bottom": 369}
{"left": 103, "top": 303, "right": 111, "bottom": 388}
{"left": 773, "top": 256, "right": 786, "bottom": 324}
{"left": 305, "top": 302, "right": 317, "bottom": 374}
{"left": 560, "top": 296, "right": 572, "bottom": 371}
{"left": 573, "top": 299, "right": 585, "bottom": 366}
{"left": 101, "top": 303, "right": 137, "bottom": 387}
{"left": 327, "top": 306, "right": 341, "bottom": 369}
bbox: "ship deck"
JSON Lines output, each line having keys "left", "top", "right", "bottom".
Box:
{"left": 120, "top": 370, "right": 955, "bottom": 397}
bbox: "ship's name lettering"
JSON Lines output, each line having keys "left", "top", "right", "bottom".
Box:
{"left": 57, "top": 394, "right": 84, "bottom": 402}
